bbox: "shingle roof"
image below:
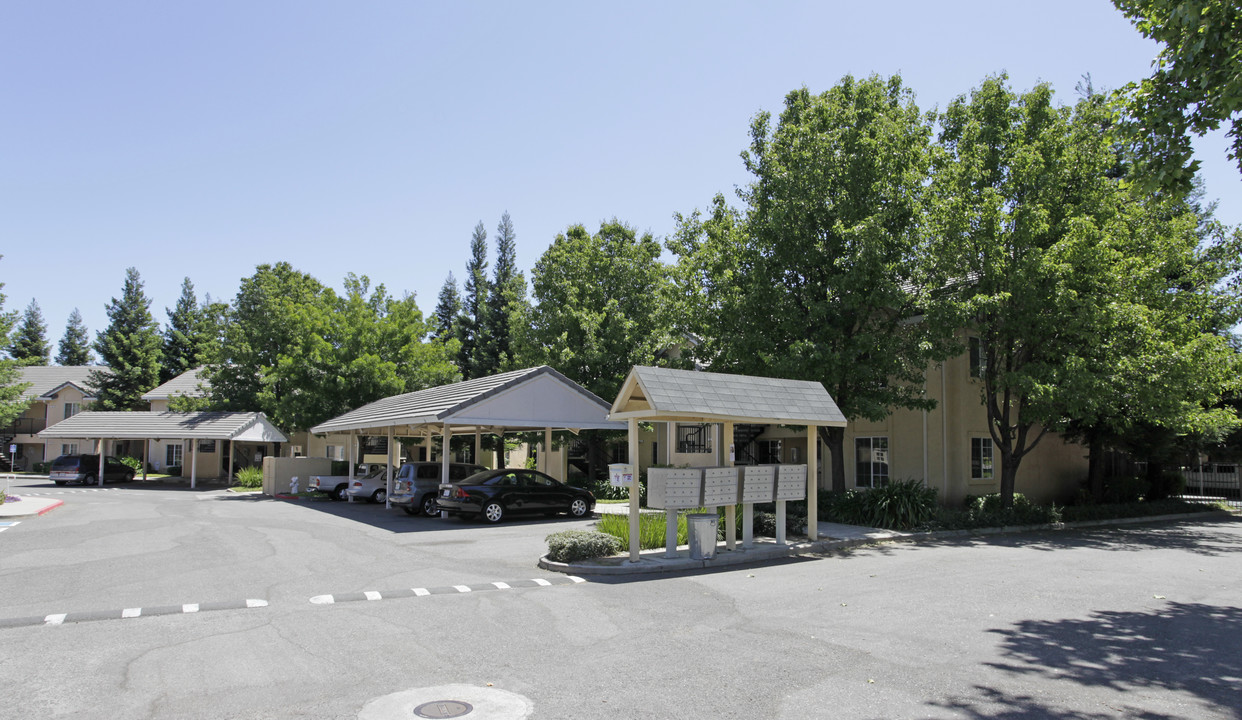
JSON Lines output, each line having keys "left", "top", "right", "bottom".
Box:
{"left": 37, "top": 411, "right": 289, "bottom": 442}
{"left": 610, "top": 365, "right": 847, "bottom": 426}
{"left": 309, "top": 366, "right": 624, "bottom": 434}
{"left": 16, "top": 366, "right": 107, "bottom": 400}
{"left": 141, "top": 368, "right": 208, "bottom": 400}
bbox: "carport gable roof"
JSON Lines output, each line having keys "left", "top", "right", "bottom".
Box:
{"left": 610, "top": 365, "right": 847, "bottom": 426}
{"left": 38, "top": 411, "right": 289, "bottom": 442}
{"left": 309, "top": 365, "right": 625, "bottom": 435}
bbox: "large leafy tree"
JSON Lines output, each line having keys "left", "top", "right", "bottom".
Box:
{"left": 1112, "top": 0, "right": 1242, "bottom": 192}
{"left": 523, "top": 220, "right": 675, "bottom": 479}
{"left": 90, "top": 267, "right": 162, "bottom": 410}
{"left": 0, "top": 258, "right": 32, "bottom": 425}
{"left": 925, "top": 75, "right": 1241, "bottom": 506}
{"left": 9, "top": 299, "right": 50, "bottom": 366}
{"left": 56, "top": 309, "right": 93, "bottom": 365}
{"left": 480, "top": 211, "right": 527, "bottom": 373}
{"left": 160, "top": 277, "right": 209, "bottom": 382}
{"left": 206, "top": 264, "right": 458, "bottom": 430}
{"left": 671, "top": 74, "right": 950, "bottom": 492}
{"left": 457, "top": 222, "right": 491, "bottom": 379}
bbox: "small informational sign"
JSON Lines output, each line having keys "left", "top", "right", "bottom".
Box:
{"left": 8, "top": 444, "right": 15, "bottom": 454}
{"left": 608, "top": 463, "right": 634, "bottom": 488}
{"left": 729, "top": 443, "right": 735, "bottom": 462}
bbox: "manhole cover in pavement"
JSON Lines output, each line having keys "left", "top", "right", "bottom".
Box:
{"left": 413, "top": 700, "right": 473, "bottom": 718}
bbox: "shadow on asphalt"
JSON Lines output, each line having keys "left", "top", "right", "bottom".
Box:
{"left": 207, "top": 491, "right": 598, "bottom": 536}
{"left": 916, "top": 601, "right": 1242, "bottom": 720}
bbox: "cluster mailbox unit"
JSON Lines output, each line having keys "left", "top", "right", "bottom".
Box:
{"left": 646, "top": 464, "right": 810, "bottom": 556}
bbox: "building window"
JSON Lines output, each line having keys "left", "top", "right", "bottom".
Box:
{"left": 676, "top": 424, "right": 713, "bottom": 454}
{"left": 757, "top": 440, "right": 783, "bottom": 464}
{"left": 971, "top": 437, "right": 994, "bottom": 480}
{"left": 326, "top": 445, "right": 343, "bottom": 460}
{"left": 855, "top": 437, "right": 889, "bottom": 488}
{"left": 61, "top": 443, "right": 78, "bottom": 456}
{"left": 969, "top": 337, "right": 987, "bottom": 379}
{"left": 167, "top": 444, "right": 183, "bottom": 467}
{"left": 63, "top": 402, "right": 80, "bottom": 420}
{"left": 198, "top": 439, "right": 216, "bottom": 453}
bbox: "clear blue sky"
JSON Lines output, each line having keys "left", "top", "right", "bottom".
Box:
{"left": 2, "top": 1, "right": 1238, "bottom": 354}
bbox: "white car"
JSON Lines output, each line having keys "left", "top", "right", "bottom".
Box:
{"left": 345, "top": 464, "right": 396, "bottom": 503}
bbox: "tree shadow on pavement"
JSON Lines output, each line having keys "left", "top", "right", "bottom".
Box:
{"left": 932, "top": 601, "right": 1242, "bottom": 719}
{"left": 965, "top": 516, "right": 1242, "bottom": 558}
{"left": 922, "top": 684, "right": 1186, "bottom": 720}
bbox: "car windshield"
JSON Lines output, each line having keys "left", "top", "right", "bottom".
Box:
{"left": 364, "top": 465, "right": 388, "bottom": 479}
{"left": 51, "top": 456, "right": 84, "bottom": 470}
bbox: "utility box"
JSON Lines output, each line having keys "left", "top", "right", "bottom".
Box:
{"left": 646, "top": 467, "right": 703, "bottom": 509}
{"left": 701, "top": 466, "right": 740, "bottom": 506}
{"left": 775, "top": 464, "right": 808, "bottom": 501}
{"left": 740, "top": 465, "right": 777, "bottom": 503}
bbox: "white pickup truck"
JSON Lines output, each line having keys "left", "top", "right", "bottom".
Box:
{"left": 307, "top": 463, "right": 388, "bottom": 501}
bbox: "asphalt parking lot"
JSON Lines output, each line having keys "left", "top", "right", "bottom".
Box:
{"left": 2, "top": 476, "right": 1240, "bottom": 720}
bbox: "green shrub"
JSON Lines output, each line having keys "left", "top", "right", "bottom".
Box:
{"left": 545, "top": 530, "right": 623, "bottom": 562}
{"left": 234, "top": 466, "right": 263, "bottom": 488}
{"left": 752, "top": 510, "right": 808, "bottom": 537}
{"left": 595, "top": 511, "right": 690, "bottom": 550}
{"left": 1060, "top": 498, "right": 1215, "bottom": 523}
{"left": 933, "top": 493, "right": 1061, "bottom": 530}
{"left": 166, "top": 465, "right": 182, "bottom": 477}
{"left": 32, "top": 461, "right": 51, "bottom": 474}
{"left": 1100, "top": 475, "right": 1150, "bottom": 504}
{"left": 118, "top": 456, "right": 143, "bottom": 472}
{"left": 330, "top": 460, "right": 350, "bottom": 476}
{"left": 820, "top": 480, "right": 939, "bottom": 530}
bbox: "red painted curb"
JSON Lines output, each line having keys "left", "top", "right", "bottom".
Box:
{"left": 273, "top": 494, "right": 298, "bottom": 500}
{"left": 37, "top": 499, "right": 64, "bottom": 516}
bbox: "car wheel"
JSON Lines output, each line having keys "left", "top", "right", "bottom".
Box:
{"left": 420, "top": 494, "right": 439, "bottom": 517}
{"left": 401, "top": 506, "right": 418, "bottom": 516}
{"left": 569, "top": 498, "right": 590, "bottom": 518}
{"left": 372, "top": 488, "right": 387, "bottom": 504}
{"left": 333, "top": 484, "right": 348, "bottom": 501}
{"left": 124, "top": 472, "right": 135, "bottom": 483}
{"left": 481, "top": 501, "right": 505, "bottom": 524}
{"left": 83, "top": 475, "right": 96, "bottom": 486}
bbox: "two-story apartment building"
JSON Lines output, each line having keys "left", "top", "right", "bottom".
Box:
{"left": 2, "top": 366, "right": 108, "bottom": 470}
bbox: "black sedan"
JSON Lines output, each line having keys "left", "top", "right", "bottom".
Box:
{"left": 437, "top": 468, "right": 595, "bottom": 523}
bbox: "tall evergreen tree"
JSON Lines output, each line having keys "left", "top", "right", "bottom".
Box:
{"left": 431, "top": 272, "right": 462, "bottom": 343}
{"left": 458, "top": 221, "right": 491, "bottom": 378}
{"left": 161, "top": 277, "right": 208, "bottom": 382}
{"left": 56, "top": 309, "right": 93, "bottom": 365}
{"left": 0, "top": 257, "right": 32, "bottom": 425}
{"left": 89, "top": 267, "right": 162, "bottom": 410}
{"left": 481, "top": 211, "right": 527, "bottom": 372}
{"left": 9, "top": 299, "right": 50, "bottom": 366}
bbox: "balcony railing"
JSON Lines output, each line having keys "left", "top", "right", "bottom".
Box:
{"left": 1, "top": 417, "right": 47, "bottom": 436}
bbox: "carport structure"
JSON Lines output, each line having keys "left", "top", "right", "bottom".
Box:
{"left": 38, "top": 411, "right": 289, "bottom": 488}
{"left": 609, "top": 365, "right": 847, "bottom": 562}
{"left": 308, "top": 366, "right": 625, "bottom": 509}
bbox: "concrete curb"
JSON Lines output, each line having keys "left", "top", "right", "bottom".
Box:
{"left": 540, "top": 509, "right": 1235, "bottom": 576}
{"left": 0, "top": 497, "right": 64, "bottom": 518}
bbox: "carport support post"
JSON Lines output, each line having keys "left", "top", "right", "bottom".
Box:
{"left": 474, "top": 432, "right": 481, "bottom": 467}
{"left": 724, "top": 421, "right": 736, "bottom": 552}
{"left": 627, "top": 418, "right": 640, "bottom": 563}
{"left": 229, "top": 439, "right": 235, "bottom": 482}
{"left": 142, "top": 438, "right": 149, "bottom": 481}
{"left": 807, "top": 425, "right": 818, "bottom": 541}
{"left": 190, "top": 440, "right": 198, "bottom": 489}
{"left": 97, "top": 439, "right": 105, "bottom": 487}
{"left": 385, "top": 426, "right": 394, "bottom": 509}
{"left": 439, "top": 425, "right": 452, "bottom": 518}
{"left": 347, "top": 431, "right": 356, "bottom": 503}
{"left": 543, "top": 427, "right": 552, "bottom": 478}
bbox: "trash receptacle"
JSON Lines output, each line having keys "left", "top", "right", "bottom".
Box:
{"left": 687, "top": 513, "right": 719, "bottom": 560}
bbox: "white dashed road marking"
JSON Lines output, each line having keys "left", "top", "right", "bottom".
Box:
{"left": 308, "top": 576, "right": 586, "bottom": 607}
{"left": 1, "top": 598, "right": 270, "bottom": 630}
{"left": 122, "top": 607, "right": 141, "bottom": 618}
{"left": 0, "top": 521, "right": 19, "bottom": 533}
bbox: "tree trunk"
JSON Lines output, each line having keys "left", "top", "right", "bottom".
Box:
{"left": 1087, "top": 434, "right": 1105, "bottom": 502}
{"left": 999, "top": 451, "right": 1018, "bottom": 508}
{"left": 819, "top": 425, "right": 846, "bottom": 493}
{"left": 1145, "top": 459, "right": 1169, "bottom": 501}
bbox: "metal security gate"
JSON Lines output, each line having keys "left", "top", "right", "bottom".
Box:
{"left": 1179, "top": 464, "right": 1241, "bottom": 509}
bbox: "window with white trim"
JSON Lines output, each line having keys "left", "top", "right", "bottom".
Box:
{"left": 63, "top": 402, "right": 81, "bottom": 420}
{"left": 971, "top": 437, "right": 994, "bottom": 480}
{"left": 855, "top": 437, "right": 889, "bottom": 488}
{"left": 969, "top": 337, "right": 987, "bottom": 379}
{"left": 166, "top": 444, "right": 183, "bottom": 467}
{"left": 61, "top": 443, "right": 78, "bottom": 456}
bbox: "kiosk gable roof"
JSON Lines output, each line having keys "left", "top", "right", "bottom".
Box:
{"left": 611, "top": 365, "right": 847, "bottom": 426}
{"left": 309, "top": 366, "right": 624, "bottom": 434}
{"left": 38, "top": 411, "right": 289, "bottom": 441}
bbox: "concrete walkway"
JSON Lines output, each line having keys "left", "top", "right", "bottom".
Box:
{"left": 543, "top": 509, "right": 1234, "bottom": 576}
{"left": 0, "top": 495, "right": 64, "bottom": 518}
